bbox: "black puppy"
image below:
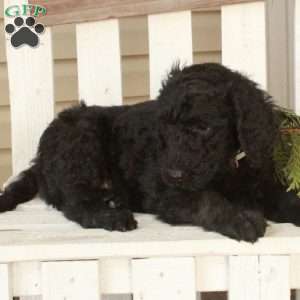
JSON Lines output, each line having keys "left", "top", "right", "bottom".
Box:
{"left": 1, "top": 63, "right": 300, "bottom": 242}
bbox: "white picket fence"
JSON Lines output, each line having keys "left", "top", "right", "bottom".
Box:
{"left": 1, "top": 0, "right": 300, "bottom": 299}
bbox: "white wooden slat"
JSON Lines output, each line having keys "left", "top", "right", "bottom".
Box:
{"left": 99, "top": 259, "right": 131, "bottom": 294}
{"left": 4, "top": 0, "right": 54, "bottom": 174}
{"left": 132, "top": 257, "right": 196, "bottom": 300}
{"left": 0, "top": 264, "right": 11, "bottom": 300}
{"left": 291, "top": 255, "right": 300, "bottom": 289}
{"left": 42, "top": 261, "right": 100, "bottom": 300}
{"left": 148, "top": 11, "right": 193, "bottom": 99}
{"left": 295, "top": 0, "right": 300, "bottom": 114}
{"left": 221, "top": 2, "right": 267, "bottom": 89}
{"left": 13, "top": 262, "right": 41, "bottom": 297}
{"left": 229, "top": 256, "right": 260, "bottom": 300}
{"left": 196, "top": 256, "right": 227, "bottom": 292}
{"left": 76, "top": 19, "right": 122, "bottom": 106}
{"left": 260, "top": 256, "right": 290, "bottom": 300}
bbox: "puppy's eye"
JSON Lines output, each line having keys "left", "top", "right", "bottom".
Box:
{"left": 190, "top": 126, "right": 212, "bottom": 136}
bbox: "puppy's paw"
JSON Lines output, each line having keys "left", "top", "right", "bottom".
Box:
{"left": 101, "top": 209, "right": 138, "bottom": 232}
{"left": 222, "top": 210, "right": 267, "bottom": 243}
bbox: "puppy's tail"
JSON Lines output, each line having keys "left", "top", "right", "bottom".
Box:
{"left": 0, "top": 166, "right": 38, "bottom": 212}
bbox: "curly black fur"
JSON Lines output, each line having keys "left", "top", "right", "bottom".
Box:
{"left": 1, "top": 63, "right": 300, "bottom": 242}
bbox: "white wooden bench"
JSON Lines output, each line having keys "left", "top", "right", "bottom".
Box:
{"left": 1, "top": 0, "right": 300, "bottom": 299}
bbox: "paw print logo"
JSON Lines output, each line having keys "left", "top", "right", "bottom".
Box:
{"left": 5, "top": 16, "right": 45, "bottom": 48}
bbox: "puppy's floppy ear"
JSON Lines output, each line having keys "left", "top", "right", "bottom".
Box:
{"left": 228, "top": 77, "right": 278, "bottom": 170}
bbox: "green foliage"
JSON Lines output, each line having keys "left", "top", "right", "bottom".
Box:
{"left": 274, "top": 108, "right": 300, "bottom": 196}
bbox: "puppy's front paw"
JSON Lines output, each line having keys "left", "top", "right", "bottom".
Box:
{"left": 102, "top": 209, "right": 138, "bottom": 232}
{"left": 222, "top": 210, "right": 267, "bottom": 243}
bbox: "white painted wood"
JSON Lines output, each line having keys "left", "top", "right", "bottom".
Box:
{"left": 0, "top": 264, "right": 11, "bottom": 300}
{"left": 76, "top": 19, "right": 122, "bottom": 106}
{"left": 4, "top": 0, "right": 54, "bottom": 174}
{"left": 13, "top": 262, "right": 41, "bottom": 297}
{"left": 229, "top": 256, "right": 260, "bottom": 300}
{"left": 196, "top": 256, "right": 227, "bottom": 292}
{"left": 0, "top": 209, "right": 78, "bottom": 231}
{"left": 148, "top": 11, "right": 193, "bottom": 98}
{"left": 295, "top": 0, "right": 300, "bottom": 114}
{"left": 99, "top": 259, "right": 131, "bottom": 294}
{"left": 222, "top": 2, "right": 267, "bottom": 89}
{"left": 132, "top": 257, "right": 196, "bottom": 300}
{"left": 260, "top": 256, "right": 290, "bottom": 300}
{"left": 0, "top": 215, "right": 300, "bottom": 262}
{"left": 42, "top": 261, "right": 100, "bottom": 300}
{"left": 291, "top": 256, "right": 300, "bottom": 289}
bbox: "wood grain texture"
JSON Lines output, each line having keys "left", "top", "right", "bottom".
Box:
{"left": 28, "top": 0, "right": 262, "bottom": 26}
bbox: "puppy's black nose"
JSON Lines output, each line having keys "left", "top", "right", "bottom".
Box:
{"left": 167, "top": 169, "right": 184, "bottom": 180}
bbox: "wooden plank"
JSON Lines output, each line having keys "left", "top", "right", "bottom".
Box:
{"left": 54, "top": 59, "right": 78, "bottom": 103}
{"left": 76, "top": 19, "right": 122, "bottom": 105}
{"left": 260, "top": 256, "right": 290, "bottom": 300}
{"left": 148, "top": 11, "right": 193, "bottom": 98}
{"left": 0, "top": 149, "right": 12, "bottom": 188}
{"left": 0, "top": 63, "right": 9, "bottom": 106}
{"left": 266, "top": 0, "right": 294, "bottom": 108}
{"left": 0, "top": 209, "right": 78, "bottom": 231}
{"left": 55, "top": 100, "right": 78, "bottom": 114}
{"left": 12, "top": 262, "right": 41, "bottom": 297}
{"left": 28, "top": 0, "right": 263, "bottom": 26}
{"left": 192, "top": 11, "right": 221, "bottom": 52}
{"left": 196, "top": 256, "right": 227, "bottom": 292}
{"left": 296, "top": 0, "right": 300, "bottom": 114}
{"left": 5, "top": 0, "right": 54, "bottom": 174}
{"left": 52, "top": 24, "right": 76, "bottom": 60}
{"left": 0, "top": 106, "right": 11, "bottom": 149}
{"left": 132, "top": 257, "right": 196, "bottom": 300}
{"left": 194, "top": 51, "right": 221, "bottom": 64}
{"left": 229, "top": 256, "right": 260, "bottom": 300}
{"left": 120, "top": 16, "right": 148, "bottom": 56}
{"left": 221, "top": 1, "right": 267, "bottom": 89}
{"left": 42, "top": 261, "right": 100, "bottom": 300}
{"left": 99, "top": 259, "right": 131, "bottom": 294}
{"left": 122, "top": 55, "right": 149, "bottom": 99}
{"left": 0, "top": 264, "right": 11, "bottom": 300}
{"left": 2, "top": 217, "right": 300, "bottom": 262}
{"left": 0, "top": 20, "right": 6, "bottom": 62}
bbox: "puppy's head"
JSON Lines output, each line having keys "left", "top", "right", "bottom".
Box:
{"left": 157, "top": 63, "right": 277, "bottom": 191}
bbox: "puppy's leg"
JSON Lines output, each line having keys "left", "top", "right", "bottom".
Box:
{"left": 262, "top": 184, "right": 300, "bottom": 226}
{"left": 158, "top": 191, "right": 266, "bottom": 242}
{"left": 61, "top": 187, "right": 137, "bottom": 231}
